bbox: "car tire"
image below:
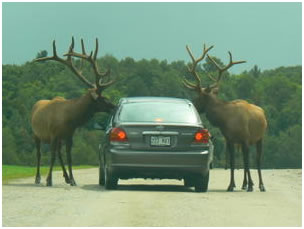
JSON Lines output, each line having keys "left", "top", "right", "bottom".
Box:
{"left": 99, "top": 164, "right": 105, "bottom": 186}
{"left": 184, "top": 179, "right": 191, "bottom": 187}
{"left": 98, "top": 152, "right": 105, "bottom": 186}
{"left": 184, "top": 177, "right": 194, "bottom": 187}
{"left": 194, "top": 172, "right": 209, "bottom": 193}
{"left": 104, "top": 162, "right": 118, "bottom": 190}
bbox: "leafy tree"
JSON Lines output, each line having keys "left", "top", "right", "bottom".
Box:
{"left": 2, "top": 54, "right": 302, "bottom": 168}
{"left": 202, "top": 56, "right": 224, "bottom": 73}
{"left": 249, "top": 65, "right": 261, "bottom": 78}
{"left": 2, "top": 127, "right": 19, "bottom": 164}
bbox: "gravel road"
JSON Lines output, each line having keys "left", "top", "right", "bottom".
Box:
{"left": 2, "top": 168, "right": 302, "bottom": 227}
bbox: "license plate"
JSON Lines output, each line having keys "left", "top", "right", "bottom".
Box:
{"left": 150, "top": 136, "right": 171, "bottom": 146}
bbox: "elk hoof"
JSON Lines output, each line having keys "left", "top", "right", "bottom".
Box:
{"left": 46, "top": 177, "right": 52, "bottom": 186}
{"left": 227, "top": 185, "right": 234, "bottom": 192}
{"left": 35, "top": 176, "right": 41, "bottom": 184}
{"left": 64, "top": 176, "right": 71, "bottom": 184}
{"left": 241, "top": 184, "right": 247, "bottom": 190}
{"left": 70, "top": 179, "right": 77, "bottom": 186}
{"left": 247, "top": 186, "right": 253, "bottom": 192}
{"left": 259, "top": 185, "right": 266, "bottom": 192}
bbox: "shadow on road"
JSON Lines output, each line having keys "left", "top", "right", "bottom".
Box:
{"left": 81, "top": 183, "right": 194, "bottom": 192}
{"left": 3, "top": 183, "right": 45, "bottom": 188}
{"left": 119, "top": 184, "right": 193, "bottom": 192}
{"left": 81, "top": 183, "right": 208, "bottom": 193}
{"left": 80, "top": 184, "right": 243, "bottom": 193}
{"left": 4, "top": 182, "right": 238, "bottom": 193}
{"left": 3, "top": 183, "right": 75, "bottom": 190}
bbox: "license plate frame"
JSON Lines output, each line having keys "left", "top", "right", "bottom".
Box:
{"left": 150, "top": 136, "right": 171, "bottom": 147}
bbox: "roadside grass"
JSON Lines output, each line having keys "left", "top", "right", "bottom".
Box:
{"left": 2, "top": 165, "right": 96, "bottom": 184}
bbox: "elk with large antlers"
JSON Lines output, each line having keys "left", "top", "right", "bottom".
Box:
{"left": 183, "top": 44, "right": 267, "bottom": 192}
{"left": 32, "top": 37, "right": 116, "bottom": 186}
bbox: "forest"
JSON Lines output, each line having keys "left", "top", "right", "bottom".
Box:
{"left": 2, "top": 52, "right": 302, "bottom": 169}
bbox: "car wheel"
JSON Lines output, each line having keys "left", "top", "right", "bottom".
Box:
{"left": 99, "top": 163, "right": 105, "bottom": 186}
{"left": 194, "top": 172, "right": 209, "bottom": 193}
{"left": 104, "top": 162, "right": 118, "bottom": 190}
{"left": 98, "top": 151, "right": 105, "bottom": 186}
{"left": 183, "top": 177, "right": 194, "bottom": 187}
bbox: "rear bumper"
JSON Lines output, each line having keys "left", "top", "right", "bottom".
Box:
{"left": 106, "top": 148, "right": 213, "bottom": 179}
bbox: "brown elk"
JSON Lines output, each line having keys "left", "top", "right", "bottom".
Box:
{"left": 183, "top": 44, "right": 267, "bottom": 192}
{"left": 32, "top": 37, "right": 116, "bottom": 186}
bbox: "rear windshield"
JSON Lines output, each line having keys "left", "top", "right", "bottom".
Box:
{"left": 118, "top": 102, "right": 199, "bottom": 124}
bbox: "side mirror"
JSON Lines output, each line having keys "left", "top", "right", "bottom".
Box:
{"left": 93, "top": 123, "right": 106, "bottom": 131}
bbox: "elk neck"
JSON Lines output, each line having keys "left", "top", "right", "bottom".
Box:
{"left": 67, "top": 92, "right": 97, "bottom": 127}
{"left": 204, "top": 94, "right": 228, "bottom": 128}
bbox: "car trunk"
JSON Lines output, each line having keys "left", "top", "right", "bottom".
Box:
{"left": 119, "top": 123, "right": 206, "bottom": 151}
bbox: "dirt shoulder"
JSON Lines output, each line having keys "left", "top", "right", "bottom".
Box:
{"left": 2, "top": 168, "right": 302, "bottom": 227}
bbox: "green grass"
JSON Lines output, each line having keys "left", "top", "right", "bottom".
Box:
{"left": 2, "top": 165, "right": 95, "bottom": 184}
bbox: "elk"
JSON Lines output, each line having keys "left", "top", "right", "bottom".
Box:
{"left": 183, "top": 44, "right": 267, "bottom": 192}
{"left": 32, "top": 37, "right": 116, "bottom": 186}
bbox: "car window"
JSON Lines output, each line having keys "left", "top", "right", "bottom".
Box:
{"left": 106, "top": 115, "right": 113, "bottom": 128}
{"left": 118, "top": 102, "right": 199, "bottom": 123}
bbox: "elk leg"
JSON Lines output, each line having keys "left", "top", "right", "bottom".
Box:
{"left": 66, "top": 138, "right": 76, "bottom": 186}
{"left": 241, "top": 167, "right": 248, "bottom": 190}
{"left": 241, "top": 144, "right": 248, "bottom": 190}
{"left": 227, "top": 142, "right": 236, "bottom": 191}
{"left": 256, "top": 140, "right": 266, "bottom": 192}
{"left": 225, "top": 145, "right": 229, "bottom": 170}
{"left": 242, "top": 143, "right": 254, "bottom": 192}
{"left": 34, "top": 136, "right": 41, "bottom": 184}
{"left": 57, "top": 141, "right": 70, "bottom": 184}
{"left": 46, "top": 138, "right": 58, "bottom": 186}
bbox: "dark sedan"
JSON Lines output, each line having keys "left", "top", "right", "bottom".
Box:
{"left": 98, "top": 97, "right": 213, "bottom": 192}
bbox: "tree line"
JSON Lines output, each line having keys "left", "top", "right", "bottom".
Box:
{"left": 2, "top": 54, "right": 302, "bottom": 168}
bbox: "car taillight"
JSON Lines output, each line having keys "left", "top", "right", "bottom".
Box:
{"left": 110, "top": 127, "right": 128, "bottom": 142}
{"left": 194, "top": 129, "right": 210, "bottom": 144}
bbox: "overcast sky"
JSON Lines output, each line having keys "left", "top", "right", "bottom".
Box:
{"left": 2, "top": 2, "right": 302, "bottom": 73}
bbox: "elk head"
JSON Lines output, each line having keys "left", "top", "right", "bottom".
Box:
{"left": 35, "top": 37, "right": 116, "bottom": 112}
{"left": 183, "top": 44, "right": 246, "bottom": 113}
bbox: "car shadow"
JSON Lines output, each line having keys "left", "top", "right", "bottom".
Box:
{"left": 119, "top": 184, "right": 194, "bottom": 192}
{"left": 81, "top": 184, "right": 245, "bottom": 193}
{"left": 81, "top": 183, "right": 194, "bottom": 192}
{"left": 4, "top": 183, "right": 243, "bottom": 193}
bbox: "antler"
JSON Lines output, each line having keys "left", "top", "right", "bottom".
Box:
{"left": 207, "top": 51, "right": 246, "bottom": 87}
{"left": 184, "top": 43, "right": 246, "bottom": 91}
{"left": 183, "top": 44, "right": 214, "bottom": 91}
{"left": 64, "top": 38, "right": 114, "bottom": 92}
{"left": 35, "top": 37, "right": 114, "bottom": 93}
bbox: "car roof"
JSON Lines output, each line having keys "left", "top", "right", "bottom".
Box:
{"left": 118, "top": 97, "right": 192, "bottom": 105}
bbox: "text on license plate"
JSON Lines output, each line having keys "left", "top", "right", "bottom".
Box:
{"left": 150, "top": 136, "right": 171, "bottom": 146}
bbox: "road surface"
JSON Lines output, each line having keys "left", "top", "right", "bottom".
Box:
{"left": 2, "top": 168, "right": 302, "bottom": 227}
